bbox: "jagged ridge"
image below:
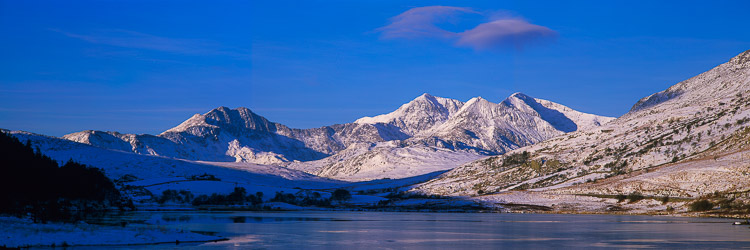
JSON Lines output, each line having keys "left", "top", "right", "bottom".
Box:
{"left": 65, "top": 92, "right": 613, "bottom": 180}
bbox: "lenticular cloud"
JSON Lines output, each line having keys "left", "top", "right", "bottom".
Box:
{"left": 457, "top": 19, "right": 557, "bottom": 50}
{"left": 377, "top": 6, "right": 476, "bottom": 40}
{"left": 377, "top": 6, "right": 557, "bottom": 50}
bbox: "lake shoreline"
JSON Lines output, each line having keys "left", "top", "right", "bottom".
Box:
{"left": 3, "top": 208, "right": 747, "bottom": 248}
{"left": 134, "top": 201, "right": 750, "bottom": 220}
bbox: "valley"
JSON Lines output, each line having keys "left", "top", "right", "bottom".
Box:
{"left": 5, "top": 50, "right": 750, "bottom": 218}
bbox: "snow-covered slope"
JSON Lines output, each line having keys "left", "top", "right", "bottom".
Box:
{"left": 64, "top": 92, "right": 612, "bottom": 180}
{"left": 415, "top": 49, "right": 750, "bottom": 198}
{"left": 65, "top": 107, "right": 407, "bottom": 164}
{"left": 409, "top": 93, "right": 614, "bottom": 155}
{"left": 289, "top": 93, "right": 614, "bottom": 181}
{"left": 515, "top": 93, "right": 612, "bottom": 132}
{"left": 287, "top": 141, "right": 486, "bottom": 181}
{"left": 553, "top": 126, "right": 750, "bottom": 199}
{"left": 12, "top": 130, "right": 342, "bottom": 196}
{"left": 7, "top": 130, "right": 463, "bottom": 209}
{"left": 355, "top": 93, "right": 464, "bottom": 136}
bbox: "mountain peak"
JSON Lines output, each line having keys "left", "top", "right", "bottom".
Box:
{"left": 354, "top": 93, "right": 465, "bottom": 135}
{"left": 465, "top": 96, "right": 489, "bottom": 104}
{"left": 208, "top": 106, "right": 255, "bottom": 115}
{"left": 161, "top": 106, "right": 277, "bottom": 135}
{"left": 410, "top": 93, "right": 440, "bottom": 105}
{"left": 502, "top": 92, "right": 533, "bottom": 108}
{"left": 456, "top": 96, "right": 496, "bottom": 116}
{"left": 509, "top": 92, "right": 530, "bottom": 99}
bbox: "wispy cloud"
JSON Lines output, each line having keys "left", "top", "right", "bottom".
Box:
{"left": 457, "top": 19, "right": 556, "bottom": 50}
{"left": 377, "top": 6, "right": 557, "bottom": 51}
{"left": 51, "top": 29, "right": 248, "bottom": 57}
{"left": 377, "top": 6, "right": 477, "bottom": 40}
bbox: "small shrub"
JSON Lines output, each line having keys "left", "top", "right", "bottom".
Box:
{"left": 616, "top": 194, "right": 627, "bottom": 203}
{"left": 190, "top": 173, "right": 220, "bottom": 181}
{"left": 660, "top": 196, "right": 670, "bottom": 204}
{"left": 737, "top": 117, "right": 750, "bottom": 125}
{"left": 247, "top": 192, "right": 263, "bottom": 205}
{"left": 227, "top": 187, "right": 247, "bottom": 204}
{"left": 331, "top": 189, "right": 352, "bottom": 201}
{"left": 192, "top": 189, "right": 263, "bottom": 206}
{"left": 503, "top": 151, "right": 530, "bottom": 166}
{"left": 157, "top": 189, "right": 194, "bottom": 204}
{"left": 688, "top": 200, "right": 714, "bottom": 212}
{"left": 717, "top": 198, "right": 735, "bottom": 209}
{"left": 627, "top": 192, "right": 644, "bottom": 203}
{"left": 271, "top": 192, "right": 296, "bottom": 203}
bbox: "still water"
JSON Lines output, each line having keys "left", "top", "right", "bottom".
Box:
{"left": 84, "top": 211, "right": 750, "bottom": 249}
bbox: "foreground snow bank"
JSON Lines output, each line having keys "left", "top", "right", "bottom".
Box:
{"left": 0, "top": 216, "right": 223, "bottom": 248}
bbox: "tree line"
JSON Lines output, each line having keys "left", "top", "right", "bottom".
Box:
{"left": 0, "top": 131, "right": 129, "bottom": 222}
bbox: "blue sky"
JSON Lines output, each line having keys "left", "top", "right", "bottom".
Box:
{"left": 2, "top": 1, "right": 750, "bottom": 136}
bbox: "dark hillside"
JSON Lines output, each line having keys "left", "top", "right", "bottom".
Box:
{"left": 0, "top": 131, "right": 127, "bottom": 222}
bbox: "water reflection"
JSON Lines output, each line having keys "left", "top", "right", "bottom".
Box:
{"left": 227, "top": 216, "right": 354, "bottom": 223}
{"left": 162, "top": 214, "right": 192, "bottom": 222}
{"left": 79, "top": 211, "right": 750, "bottom": 249}
{"left": 231, "top": 216, "right": 245, "bottom": 223}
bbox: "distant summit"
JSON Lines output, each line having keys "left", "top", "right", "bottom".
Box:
{"left": 355, "top": 93, "right": 464, "bottom": 135}
{"left": 408, "top": 92, "right": 615, "bottom": 154}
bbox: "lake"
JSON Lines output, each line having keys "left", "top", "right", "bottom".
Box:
{"left": 78, "top": 211, "right": 750, "bottom": 249}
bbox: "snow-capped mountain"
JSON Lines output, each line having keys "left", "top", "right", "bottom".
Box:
{"left": 355, "top": 93, "right": 464, "bottom": 136}
{"left": 18, "top": 49, "right": 750, "bottom": 214}
{"left": 65, "top": 106, "right": 408, "bottom": 164}
{"left": 406, "top": 93, "right": 613, "bottom": 155}
{"left": 415, "top": 49, "right": 750, "bottom": 199}
{"left": 65, "top": 92, "right": 612, "bottom": 180}
{"left": 289, "top": 93, "right": 614, "bottom": 181}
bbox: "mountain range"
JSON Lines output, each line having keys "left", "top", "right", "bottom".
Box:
{"left": 63, "top": 92, "right": 613, "bottom": 181}
{"left": 7, "top": 49, "right": 750, "bottom": 214}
